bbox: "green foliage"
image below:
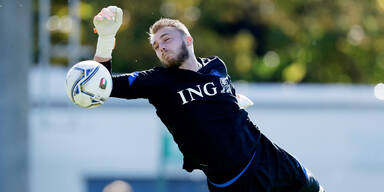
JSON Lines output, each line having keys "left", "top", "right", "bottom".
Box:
{"left": 45, "top": 0, "right": 384, "bottom": 83}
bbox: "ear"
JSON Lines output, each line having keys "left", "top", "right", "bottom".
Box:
{"left": 186, "top": 36, "right": 193, "bottom": 46}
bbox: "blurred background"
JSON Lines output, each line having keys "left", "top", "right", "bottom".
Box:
{"left": 1, "top": 0, "right": 384, "bottom": 192}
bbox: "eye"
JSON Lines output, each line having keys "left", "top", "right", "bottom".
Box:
{"left": 154, "top": 45, "right": 159, "bottom": 50}
{"left": 164, "top": 38, "right": 170, "bottom": 42}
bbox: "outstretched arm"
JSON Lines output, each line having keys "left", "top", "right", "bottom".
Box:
{"left": 90, "top": 6, "right": 159, "bottom": 100}
{"left": 92, "top": 6, "right": 134, "bottom": 99}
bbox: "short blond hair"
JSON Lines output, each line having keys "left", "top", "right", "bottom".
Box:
{"left": 148, "top": 18, "right": 191, "bottom": 44}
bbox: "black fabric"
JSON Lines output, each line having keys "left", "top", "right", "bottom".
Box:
{"left": 99, "top": 57, "right": 321, "bottom": 191}
{"left": 101, "top": 57, "right": 260, "bottom": 179}
{"left": 207, "top": 133, "right": 321, "bottom": 192}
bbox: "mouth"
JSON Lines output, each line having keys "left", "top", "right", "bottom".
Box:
{"left": 163, "top": 53, "right": 172, "bottom": 61}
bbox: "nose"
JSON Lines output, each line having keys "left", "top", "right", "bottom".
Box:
{"left": 159, "top": 44, "right": 167, "bottom": 53}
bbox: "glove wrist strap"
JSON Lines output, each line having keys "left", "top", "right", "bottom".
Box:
{"left": 95, "top": 36, "right": 115, "bottom": 59}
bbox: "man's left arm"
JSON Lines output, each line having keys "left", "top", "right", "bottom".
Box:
{"left": 236, "top": 93, "right": 254, "bottom": 109}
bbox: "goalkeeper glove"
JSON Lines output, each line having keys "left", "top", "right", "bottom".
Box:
{"left": 237, "top": 94, "right": 254, "bottom": 109}
{"left": 93, "top": 6, "right": 123, "bottom": 59}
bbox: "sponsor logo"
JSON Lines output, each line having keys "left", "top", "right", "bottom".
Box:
{"left": 177, "top": 82, "right": 218, "bottom": 105}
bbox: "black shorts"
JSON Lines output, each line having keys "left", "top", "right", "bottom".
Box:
{"left": 207, "top": 133, "right": 324, "bottom": 192}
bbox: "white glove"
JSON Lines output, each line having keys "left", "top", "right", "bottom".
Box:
{"left": 237, "top": 94, "right": 254, "bottom": 109}
{"left": 93, "top": 6, "right": 123, "bottom": 59}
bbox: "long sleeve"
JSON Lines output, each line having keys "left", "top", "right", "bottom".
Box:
{"left": 99, "top": 60, "right": 161, "bottom": 99}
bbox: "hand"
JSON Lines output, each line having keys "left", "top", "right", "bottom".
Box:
{"left": 93, "top": 6, "right": 123, "bottom": 59}
{"left": 93, "top": 6, "right": 123, "bottom": 38}
{"left": 237, "top": 94, "right": 254, "bottom": 109}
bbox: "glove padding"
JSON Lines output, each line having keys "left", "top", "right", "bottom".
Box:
{"left": 93, "top": 6, "right": 123, "bottom": 58}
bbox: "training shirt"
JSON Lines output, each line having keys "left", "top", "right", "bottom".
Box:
{"left": 101, "top": 56, "right": 261, "bottom": 183}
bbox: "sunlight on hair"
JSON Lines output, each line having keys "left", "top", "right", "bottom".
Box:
{"left": 374, "top": 83, "right": 384, "bottom": 100}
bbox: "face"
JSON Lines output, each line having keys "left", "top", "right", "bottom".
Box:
{"left": 152, "top": 27, "right": 189, "bottom": 68}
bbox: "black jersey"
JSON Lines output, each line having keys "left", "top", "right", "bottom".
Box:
{"left": 101, "top": 56, "right": 261, "bottom": 182}
{"left": 100, "top": 57, "right": 322, "bottom": 191}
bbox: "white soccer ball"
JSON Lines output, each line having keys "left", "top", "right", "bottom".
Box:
{"left": 65, "top": 60, "right": 112, "bottom": 108}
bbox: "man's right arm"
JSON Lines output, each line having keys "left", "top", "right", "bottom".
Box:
{"left": 93, "top": 6, "right": 122, "bottom": 60}
{"left": 94, "top": 55, "right": 141, "bottom": 100}
{"left": 92, "top": 6, "right": 132, "bottom": 99}
{"left": 92, "top": 6, "right": 159, "bottom": 100}
{"left": 94, "top": 55, "right": 112, "bottom": 74}
{"left": 101, "top": 64, "right": 159, "bottom": 100}
{"left": 94, "top": 56, "right": 111, "bottom": 63}
{"left": 92, "top": 6, "right": 120, "bottom": 79}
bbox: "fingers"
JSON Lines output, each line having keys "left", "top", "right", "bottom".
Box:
{"left": 107, "top": 6, "right": 120, "bottom": 13}
{"left": 95, "top": 8, "right": 113, "bottom": 21}
{"left": 102, "top": 8, "right": 114, "bottom": 20}
{"left": 94, "top": 6, "right": 123, "bottom": 23}
{"left": 107, "top": 6, "right": 123, "bottom": 23}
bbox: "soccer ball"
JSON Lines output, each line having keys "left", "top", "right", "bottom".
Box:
{"left": 65, "top": 60, "right": 112, "bottom": 108}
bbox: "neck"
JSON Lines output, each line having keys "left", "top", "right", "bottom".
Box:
{"left": 179, "top": 55, "right": 200, "bottom": 72}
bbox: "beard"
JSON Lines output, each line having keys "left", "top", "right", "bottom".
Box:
{"left": 161, "top": 41, "right": 189, "bottom": 68}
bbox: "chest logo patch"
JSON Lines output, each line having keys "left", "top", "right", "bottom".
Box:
{"left": 220, "top": 77, "right": 233, "bottom": 94}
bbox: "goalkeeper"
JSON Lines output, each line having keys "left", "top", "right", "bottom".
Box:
{"left": 92, "top": 6, "right": 325, "bottom": 192}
